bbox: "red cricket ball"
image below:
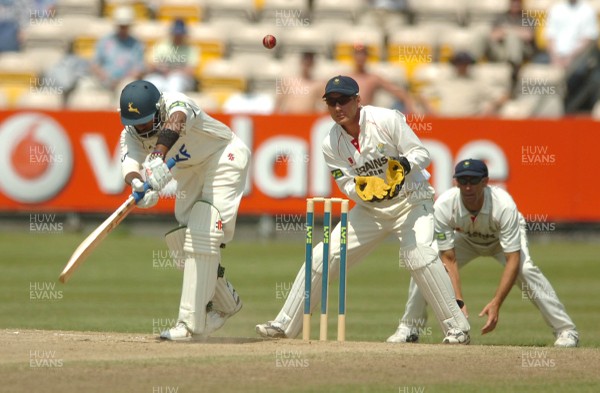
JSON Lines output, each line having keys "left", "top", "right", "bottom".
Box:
{"left": 263, "top": 34, "right": 276, "bottom": 49}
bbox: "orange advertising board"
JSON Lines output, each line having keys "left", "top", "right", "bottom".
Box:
{"left": 0, "top": 110, "right": 598, "bottom": 222}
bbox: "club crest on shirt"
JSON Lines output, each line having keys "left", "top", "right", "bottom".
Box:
{"left": 331, "top": 169, "right": 343, "bottom": 179}
{"left": 376, "top": 143, "right": 385, "bottom": 154}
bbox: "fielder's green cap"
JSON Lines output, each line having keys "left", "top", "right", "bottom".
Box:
{"left": 323, "top": 75, "right": 359, "bottom": 98}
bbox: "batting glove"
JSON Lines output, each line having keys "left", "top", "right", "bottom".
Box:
{"left": 386, "top": 156, "right": 411, "bottom": 198}
{"left": 131, "top": 178, "right": 159, "bottom": 209}
{"left": 355, "top": 176, "right": 390, "bottom": 202}
{"left": 143, "top": 156, "right": 173, "bottom": 191}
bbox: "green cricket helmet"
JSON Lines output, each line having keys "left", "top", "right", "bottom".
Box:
{"left": 119, "top": 80, "right": 161, "bottom": 128}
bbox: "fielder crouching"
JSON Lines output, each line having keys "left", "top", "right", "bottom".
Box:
{"left": 119, "top": 80, "right": 250, "bottom": 340}
{"left": 256, "top": 75, "right": 471, "bottom": 343}
{"left": 388, "top": 159, "right": 579, "bottom": 347}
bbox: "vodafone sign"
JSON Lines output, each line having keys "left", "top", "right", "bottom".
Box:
{"left": 0, "top": 113, "right": 73, "bottom": 203}
{"left": 0, "top": 110, "right": 597, "bottom": 221}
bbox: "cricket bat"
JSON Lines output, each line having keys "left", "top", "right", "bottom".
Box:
{"left": 59, "top": 158, "right": 176, "bottom": 283}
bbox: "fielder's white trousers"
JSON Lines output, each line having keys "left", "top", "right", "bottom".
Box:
{"left": 274, "top": 197, "right": 464, "bottom": 338}
{"left": 399, "top": 223, "right": 577, "bottom": 335}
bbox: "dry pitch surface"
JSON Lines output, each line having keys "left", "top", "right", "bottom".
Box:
{"left": 2, "top": 329, "right": 599, "bottom": 393}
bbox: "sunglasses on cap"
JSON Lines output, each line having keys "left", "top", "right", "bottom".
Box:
{"left": 456, "top": 177, "right": 484, "bottom": 185}
{"left": 324, "top": 95, "right": 355, "bottom": 107}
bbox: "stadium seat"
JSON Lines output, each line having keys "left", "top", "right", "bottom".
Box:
{"left": 312, "top": 0, "right": 364, "bottom": 23}
{"left": 437, "top": 26, "right": 487, "bottom": 62}
{"left": 187, "top": 23, "right": 228, "bottom": 69}
{"left": 230, "top": 54, "right": 283, "bottom": 92}
{"left": 466, "top": 0, "right": 510, "bottom": 24}
{"left": 311, "top": 59, "right": 353, "bottom": 82}
{"left": 23, "top": 48, "right": 65, "bottom": 75}
{"left": 156, "top": 0, "right": 204, "bottom": 23}
{"left": 472, "top": 62, "right": 512, "bottom": 101}
{"left": 499, "top": 63, "right": 565, "bottom": 118}
{"left": 410, "top": 62, "right": 454, "bottom": 95}
{"left": 56, "top": 0, "right": 101, "bottom": 16}
{"left": 104, "top": 0, "right": 150, "bottom": 20}
{"left": 199, "top": 59, "right": 248, "bottom": 94}
{"left": 259, "top": 0, "right": 309, "bottom": 24}
{"left": 227, "top": 23, "right": 282, "bottom": 57}
{"left": 16, "top": 91, "right": 64, "bottom": 110}
{"left": 387, "top": 26, "right": 437, "bottom": 81}
{"left": 132, "top": 20, "right": 171, "bottom": 52}
{"left": 183, "top": 91, "right": 221, "bottom": 112}
{"left": 66, "top": 87, "right": 116, "bottom": 111}
{"left": 408, "top": 0, "right": 468, "bottom": 24}
{"left": 277, "top": 25, "right": 333, "bottom": 58}
{"left": 72, "top": 18, "right": 115, "bottom": 59}
{"left": 23, "top": 20, "right": 69, "bottom": 52}
{"left": 205, "top": 0, "right": 256, "bottom": 22}
{"left": 332, "top": 27, "right": 385, "bottom": 64}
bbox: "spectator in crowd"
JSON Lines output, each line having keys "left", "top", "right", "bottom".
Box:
{"left": 418, "top": 51, "right": 504, "bottom": 117}
{"left": 544, "top": 0, "right": 599, "bottom": 112}
{"left": 274, "top": 51, "right": 324, "bottom": 113}
{"left": 487, "top": 0, "right": 536, "bottom": 68}
{"left": 145, "top": 19, "right": 199, "bottom": 93}
{"left": 0, "top": 0, "right": 30, "bottom": 52}
{"left": 42, "top": 39, "right": 90, "bottom": 106}
{"left": 349, "top": 44, "right": 417, "bottom": 113}
{"left": 91, "top": 6, "right": 145, "bottom": 91}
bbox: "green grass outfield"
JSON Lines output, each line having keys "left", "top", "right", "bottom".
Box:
{"left": 2, "top": 229, "right": 599, "bottom": 347}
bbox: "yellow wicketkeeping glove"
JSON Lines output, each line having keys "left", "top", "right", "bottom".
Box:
{"left": 355, "top": 176, "right": 390, "bottom": 202}
{"left": 386, "top": 157, "right": 411, "bottom": 198}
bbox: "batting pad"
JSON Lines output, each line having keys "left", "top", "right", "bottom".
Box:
{"left": 211, "top": 265, "right": 241, "bottom": 314}
{"left": 402, "top": 244, "right": 470, "bottom": 334}
{"left": 165, "top": 226, "right": 186, "bottom": 271}
{"left": 178, "top": 201, "right": 224, "bottom": 334}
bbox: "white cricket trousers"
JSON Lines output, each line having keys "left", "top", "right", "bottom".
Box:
{"left": 399, "top": 223, "right": 577, "bottom": 335}
{"left": 273, "top": 198, "right": 464, "bottom": 338}
{"left": 173, "top": 134, "right": 250, "bottom": 243}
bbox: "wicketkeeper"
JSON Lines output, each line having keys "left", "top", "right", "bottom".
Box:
{"left": 256, "top": 75, "right": 471, "bottom": 343}
{"left": 119, "top": 80, "right": 250, "bottom": 340}
{"left": 387, "top": 159, "right": 579, "bottom": 347}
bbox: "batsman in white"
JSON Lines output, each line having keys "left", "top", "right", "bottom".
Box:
{"left": 387, "top": 159, "right": 579, "bottom": 347}
{"left": 119, "top": 80, "right": 250, "bottom": 340}
{"left": 256, "top": 76, "right": 471, "bottom": 343}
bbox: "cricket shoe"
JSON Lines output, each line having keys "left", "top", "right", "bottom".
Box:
{"left": 160, "top": 322, "right": 193, "bottom": 341}
{"left": 204, "top": 300, "right": 243, "bottom": 335}
{"left": 442, "top": 328, "right": 470, "bottom": 344}
{"left": 255, "top": 321, "right": 287, "bottom": 339}
{"left": 386, "top": 325, "right": 419, "bottom": 343}
{"left": 554, "top": 330, "right": 579, "bottom": 348}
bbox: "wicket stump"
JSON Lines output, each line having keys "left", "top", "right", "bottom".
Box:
{"left": 303, "top": 197, "right": 349, "bottom": 342}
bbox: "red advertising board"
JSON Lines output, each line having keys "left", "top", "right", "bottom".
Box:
{"left": 0, "top": 110, "right": 598, "bottom": 222}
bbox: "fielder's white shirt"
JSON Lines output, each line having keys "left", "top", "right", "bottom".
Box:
{"left": 434, "top": 186, "right": 521, "bottom": 253}
{"left": 120, "top": 91, "right": 233, "bottom": 176}
{"left": 322, "top": 105, "right": 434, "bottom": 214}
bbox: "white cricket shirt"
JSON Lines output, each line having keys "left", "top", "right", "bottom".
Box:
{"left": 120, "top": 91, "right": 233, "bottom": 177}
{"left": 434, "top": 186, "right": 521, "bottom": 253}
{"left": 322, "top": 105, "right": 434, "bottom": 212}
